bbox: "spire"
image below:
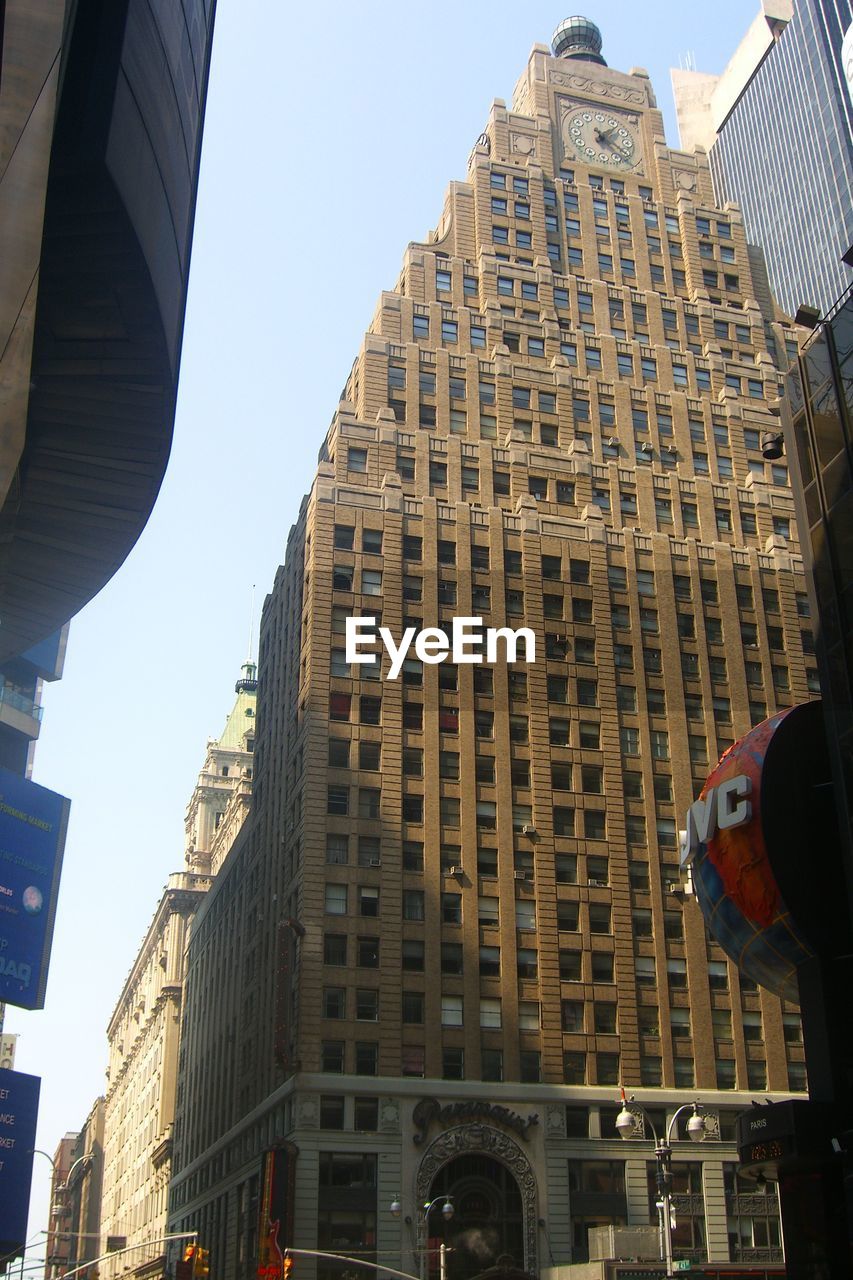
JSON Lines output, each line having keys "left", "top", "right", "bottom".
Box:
{"left": 236, "top": 584, "right": 258, "bottom": 692}
{"left": 551, "top": 16, "right": 607, "bottom": 66}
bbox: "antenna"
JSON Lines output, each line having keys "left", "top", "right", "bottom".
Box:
{"left": 247, "top": 583, "right": 256, "bottom": 662}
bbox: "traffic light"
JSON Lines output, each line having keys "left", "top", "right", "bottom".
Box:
{"left": 183, "top": 1247, "right": 197, "bottom": 1266}
{"left": 196, "top": 1249, "right": 210, "bottom": 1278}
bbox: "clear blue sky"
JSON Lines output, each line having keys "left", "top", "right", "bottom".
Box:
{"left": 10, "top": 0, "right": 756, "bottom": 1257}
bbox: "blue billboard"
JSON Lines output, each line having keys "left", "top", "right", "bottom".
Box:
{"left": 0, "top": 1068, "right": 40, "bottom": 1259}
{"left": 0, "top": 767, "right": 69, "bottom": 1009}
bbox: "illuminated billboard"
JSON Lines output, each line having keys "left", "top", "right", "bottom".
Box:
{"left": 0, "top": 1067, "right": 40, "bottom": 1260}
{"left": 0, "top": 767, "right": 70, "bottom": 1009}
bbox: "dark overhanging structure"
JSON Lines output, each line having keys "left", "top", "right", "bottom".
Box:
{"left": 0, "top": 0, "right": 217, "bottom": 663}
{"left": 0, "top": 0, "right": 217, "bottom": 1260}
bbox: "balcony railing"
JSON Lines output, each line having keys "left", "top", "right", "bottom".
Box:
{"left": 0, "top": 686, "right": 43, "bottom": 720}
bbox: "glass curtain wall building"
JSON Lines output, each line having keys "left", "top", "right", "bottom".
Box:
{"left": 707, "top": 0, "right": 853, "bottom": 318}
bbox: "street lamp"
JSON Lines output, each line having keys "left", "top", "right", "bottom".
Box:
{"left": 614, "top": 1091, "right": 706, "bottom": 1277}
{"left": 390, "top": 1197, "right": 453, "bottom": 1280}
{"left": 33, "top": 1151, "right": 96, "bottom": 1279}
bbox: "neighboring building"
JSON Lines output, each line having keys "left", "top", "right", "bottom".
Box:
{"left": 673, "top": 0, "right": 853, "bottom": 318}
{"left": 169, "top": 17, "right": 811, "bottom": 1275}
{"left": 0, "top": 627, "right": 67, "bottom": 778}
{"left": 45, "top": 1134, "right": 76, "bottom": 1280}
{"left": 44, "top": 1105, "right": 104, "bottom": 1280}
{"left": 98, "top": 671, "right": 256, "bottom": 1280}
{"left": 185, "top": 664, "right": 259, "bottom": 878}
{"left": 64, "top": 1103, "right": 105, "bottom": 1276}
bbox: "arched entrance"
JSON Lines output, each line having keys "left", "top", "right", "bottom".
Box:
{"left": 430, "top": 1154, "right": 523, "bottom": 1280}
{"left": 415, "top": 1126, "right": 537, "bottom": 1280}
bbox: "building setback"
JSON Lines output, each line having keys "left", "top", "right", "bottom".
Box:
{"left": 169, "top": 18, "right": 812, "bottom": 1274}
{"left": 673, "top": 0, "right": 853, "bottom": 319}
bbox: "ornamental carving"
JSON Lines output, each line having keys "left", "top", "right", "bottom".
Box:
{"left": 412, "top": 1096, "right": 538, "bottom": 1144}
{"left": 416, "top": 1124, "right": 538, "bottom": 1275}
{"left": 545, "top": 1105, "right": 565, "bottom": 1141}
{"left": 550, "top": 70, "right": 646, "bottom": 105}
{"left": 702, "top": 1110, "right": 721, "bottom": 1140}
{"left": 673, "top": 169, "right": 697, "bottom": 191}
{"left": 510, "top": 132, "right": 536, "bottom": 156}
{"left": 379, "top": 1097, "right": 400, "bottom": 1132}
{"left": 295, "top": 1095, "right": 317, "bottom": 1128}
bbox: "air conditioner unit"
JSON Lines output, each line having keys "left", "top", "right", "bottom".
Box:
{"left": 668, "top": 882, "right": 683, "bottom": 895}
{"left": 521, "top": 824, "right": 537, "bottom": 837}
{"left": 368, "top": 859, "right": 382, "bottom": 868}
{"left": 588, "top": 878, "right": 607, "bottom": 887}
{"left": 514, "top": 870, "right": 529, "bottom": 881}
{"left": 641, "top": 440, "right": 653, "bottom": 452}
{"left": 449, "top": 865, "right": 464, "bottom": 877}
{"left": 607, "top": 437, "right": 618, "bottom": 447}
{"left": 665, "top": 443, "right": 677, "bottom": 453}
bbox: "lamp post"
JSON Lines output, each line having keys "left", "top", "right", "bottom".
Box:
{"left": 389, "top": 1197, "right": 453, "bottom": 1280}
{"left": 33, "top": 1150, "right": 96, "bottom": 1279}
{"left": 614, "top": 1091, "right": 706, "bottom": 1277}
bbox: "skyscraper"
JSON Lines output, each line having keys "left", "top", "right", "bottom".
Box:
{"left": 673, "top": 0, "right": 853, "bottom": 318}
{"left": 169, "top": 18, "right": 810, "bottom": 1272}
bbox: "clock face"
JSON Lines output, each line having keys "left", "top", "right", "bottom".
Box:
{"left": 564, "top": 107, "right": 640, "bottom": 170}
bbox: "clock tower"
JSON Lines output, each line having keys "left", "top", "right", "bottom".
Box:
{"left": 495, "top": 16, "right": 716, "bottom": 208}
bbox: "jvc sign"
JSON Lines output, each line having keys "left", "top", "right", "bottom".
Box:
{"left": 681, "top": 774, "right": 752, "bottom": 866}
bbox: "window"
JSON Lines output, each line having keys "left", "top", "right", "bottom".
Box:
{"left": 327, "top": 834, "right": 348, "bottom": 865}
{"left": 323, "top": 986, "right": 345, "bottom": 1019}
{"left": 358, "top": 788, "right": 381, "bottom": 820}
{"left": 480, "top": 998, "right": 502, "bottom": 1028}
{"left": 402, "top": 991, "right": 425, "bottom": 1024}
{"left": 324, "top": 933, "right": 347, "bottom": 966}
{"left": 442, "top": 892, "right": 462, "bottom": 924}
{"left": 441, "top": 942, "right": 463, "bottom": 975}
{"left": 327, "top": 786, "right": 349, "bottom": 817}
{"left": 321, "top": 1041, "right": 345, "bottom": 1073}
{"left": 441, "top": 995, "right": 463, "bottom": 1027}
{"left": 516, "top": 899, "right": 536, "bottom": 931}
{"left": 355, "top": 1041, "right": 378, "bottom": 1075}
{"left": 324, "top": 883, "right": 347, "bottom": 916}
{"left": 348, "top": 447, "right": 368, "bottom": 473}
{"left": 554, "top": 806, "right": 575, "bottom": 837}
{"left": 356, "top": 989, "right": 379, "bottom": 1022}
{"left": 357, "top": 936, "right": 379, "bottom": 967}
{"left": 402, "top": 940, "right": 424, "bottom": 971}
{"left": 589, "top": 903, "right": 611, "bottom": 934}
{"left": 585, "top": 810, "right": 606, "bottom": 840}
{"left": 320, "top": 1095, "right": 345, "bottom": 1129}
{"left": 402, "top": 890, "right": 424, "bottom": 922}
{"left": 517, "top": 948, "right": 538, "bottom": 979}
{"left": 552, "top": 853, "right": 577, "bottom": 886}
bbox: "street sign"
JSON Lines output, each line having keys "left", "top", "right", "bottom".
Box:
{"left": 672, "top": 1262, "right": 692, "bottom": 1273}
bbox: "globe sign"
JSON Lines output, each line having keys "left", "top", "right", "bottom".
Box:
{"left": 685, "top": 701, "right": 837, "bottom": 1003}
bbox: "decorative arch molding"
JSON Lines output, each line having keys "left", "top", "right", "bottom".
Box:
{"left": 415, "top": 1125, "right": 538, "bottom": 1275}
